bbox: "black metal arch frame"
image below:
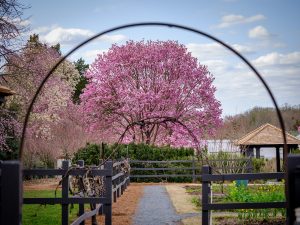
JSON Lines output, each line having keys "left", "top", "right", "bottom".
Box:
{"left": 18, "top": 22, "right": 288, "bottom": 169}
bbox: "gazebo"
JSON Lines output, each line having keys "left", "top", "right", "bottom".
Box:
{"left": 0, "top": 85, "right": 16, "bottom": 105}
{"left": 236, "top": 123, "right": 300, "bottom": 172}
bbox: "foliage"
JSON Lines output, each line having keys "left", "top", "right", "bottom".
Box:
{"left": 225, "top": 182, "right": 286, "bottom": 220}
{"left": 0, "top": 35, "right": 96, "bottom": 167}
{"left": 80, "top": 40, "right": 222, "bottom": 148}
{"left": 291, "top": 148, "right": 300, "bottom": 154}
{"left": 72, "top": 58, "right": 89, "bottom": 104}
{"left": 206, "top": 151, "right": 251, "bottom": 174}
{"left": 72, "top": 142, "right": 195, "bottom": 182}
{"left": 72, "top": 143, "right": 101, "bottom": 165}
{"left": 73, "top": 142, "right": 194, "bottom": 164}
{"left": 251, "top": 158, "right": 265, "bottom": 173}
{"left": 0, "top": 108, "right": 20, "bottom": 155}
{"left": 217, "top": 105, "right": 300, "bottom": 139}
{"left": 191, "top": 196, "right": 201, "bottom": 207}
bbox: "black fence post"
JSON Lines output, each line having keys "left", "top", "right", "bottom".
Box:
{"left": 77, "top": 160, "right": 85, "bottom": 225}
{"left": 287, "top": 154, "right": 300, "bottom": 225}
{"left": 192, "top": 157, "right": 196, "bottom": 183}
{"left": 202, "top": 165, "right": 211, "bottom": 225}
{"left": 0, "top": 161, "right": 22, "bottom": 225}
{"left": 104, "top": 160, "right": 113, "bottom": 225}
{"left": 247, "top": 158, "right": 253, "bottom": 173}
{"left": 62, "top": 160, "right": 70, "bottom": 225}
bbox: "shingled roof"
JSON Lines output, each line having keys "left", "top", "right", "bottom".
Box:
{"left": 0, "top": 85, "right": 16, "bottom": 96}
{"left": 236, "top": 123, "right": 300, "bottom": 146}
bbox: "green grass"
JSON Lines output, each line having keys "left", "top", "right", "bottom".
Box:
{"left": 23, "top": 190, "right": 80, "bottom": 225}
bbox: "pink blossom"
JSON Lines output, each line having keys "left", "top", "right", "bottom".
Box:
{"left": 80, "top": 40, "right": 222, "bottom": 148}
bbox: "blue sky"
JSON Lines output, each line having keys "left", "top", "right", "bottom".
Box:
{"left": 21, "top": 0, "right": 300, "bottom": 116}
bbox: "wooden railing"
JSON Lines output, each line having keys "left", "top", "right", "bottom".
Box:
{"left": 0, "top": 159, "right": 130, "bottom": 225}
{"left": 129, "top": 158, "right": 252, "bottom": 182}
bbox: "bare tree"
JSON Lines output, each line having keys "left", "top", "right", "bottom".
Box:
{"left": 0, "top": 0, "right": 29, "bottom": 75}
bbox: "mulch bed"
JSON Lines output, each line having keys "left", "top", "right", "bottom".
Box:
{"left": 86, "top": 184, "right": 144, "bottom": 225}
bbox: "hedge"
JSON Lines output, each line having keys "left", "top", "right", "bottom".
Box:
{"left": 72, "top": 142, "right": 195, "bottom": 182}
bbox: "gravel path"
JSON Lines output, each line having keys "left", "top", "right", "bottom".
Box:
{"left": 133, "top": 185, "right": 198, "bottom": 225}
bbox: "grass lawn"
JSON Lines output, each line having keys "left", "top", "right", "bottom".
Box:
{"left": 23, "top": 190, "right": 80, "bottom": 225}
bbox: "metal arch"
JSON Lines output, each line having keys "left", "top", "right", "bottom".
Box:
{"left": 19, "top": 22, "right": 288, "bottom": 164}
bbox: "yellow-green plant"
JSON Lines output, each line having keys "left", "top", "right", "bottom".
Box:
{"left": 226, "top": 182, "right": 285, "bottom": 220}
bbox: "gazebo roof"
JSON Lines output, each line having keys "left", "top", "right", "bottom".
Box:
{"left": 0, "top": 85, "right": 16, "bottom": 96}
{"left": 236, "top": 123, "right": 300, "bottom": 146}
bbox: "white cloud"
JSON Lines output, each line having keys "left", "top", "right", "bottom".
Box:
{"left": 186, "top": 42, "right": 255, "bottom": 62}
{"left": 253, "top": 52, "right": 300, "bottom": 67}
{"left": 31, "top": 26, "right": 53, "bottom": 34}
{"left": 232, "top": 44, "right": 255, "bottom": 54}
{"left": 98, "top": 34, "right": 127, "bottom": 43}
{"left": 37, "top": 26, "right": 127, "bottom": 46}
{"left": 202, "top": 59, "right": 229, "bottom": 75}
{"left": 19, "top": 19, "right": 31, "bottom": 27}
{"left": 186, "top": 46, "right": 300, "bottom": 115}
{"left": 217, "top": 14, "right": 265, "bottom": 28}
{"left": 187, "top": 43, "right": 227, "bottom": 60}
{"left": 40, "top": 27, "right": 94, "bottom": 45}
{"left": 83, "top": 49, "right": 108, "bottom": 63}
{"left": 3, "top": 16, "right": 31, "bottom": 27}
{"left": 248, "top": 26, "right": 271, "bottom": 39}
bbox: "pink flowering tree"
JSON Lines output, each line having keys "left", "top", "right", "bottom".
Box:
{"left": 81, "top": 40, "right": 222, "bottom": 148}
{"left": 0, "top": 35, "right": 94, "bottom": 165}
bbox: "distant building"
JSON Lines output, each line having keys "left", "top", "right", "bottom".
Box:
{"left": 236, "top": 123, "right": 300, "bottom": 172}
{"left": 0, "top": 85, "right": 15, "bottom": 105}
{"left": 205, "top": 139, "right": 240, "bottom": 153}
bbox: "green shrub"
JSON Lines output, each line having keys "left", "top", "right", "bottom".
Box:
{"left": 225, "top": 182, "right": 286, "bottom": 220}
{"left": 252, "top": 158, "right": 265, "bottom": 173}
{"left": 206, "top": 151, "right": 251, "bottom": 174}
{"left": 291, "top": 148, "right": 300, "bottom": 154}
{"left": 72, "top": 142, "right": 195, "bottom": 182}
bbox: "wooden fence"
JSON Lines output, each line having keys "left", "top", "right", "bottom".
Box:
{"left": 130, "top": 158, "right": 252, "bottom": 182}
{"left": 201, "top": 165, "right": 286, "bottom": 225}
{"left": 0, "top": 159, "right": 130, "bottom": 225}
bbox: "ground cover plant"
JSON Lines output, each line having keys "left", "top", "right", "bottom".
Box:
{"left": 188, "top": 182, "right": 285, "bottom": 223}
{"left": 225, "top": 181, "right": 285, "bottom": 220}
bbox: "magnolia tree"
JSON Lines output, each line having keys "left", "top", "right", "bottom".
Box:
{"left": 0, "top": 35, "right": 95, "bottom": 165}
{"left": 81, "top": 40, "right": 222, "bottom": 148}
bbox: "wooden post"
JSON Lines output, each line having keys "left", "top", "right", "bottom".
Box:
{"left": 287, "top": 154, "right": 300, "bottom": 225}
{"left": 77, "top": 160, "right": 85, "bottom": 225}
{"left": 0, "top": 161, "right": 22, "bottom": 225}
{"left": 276, "top": 147, "right": 280, "bottom": 172}
{"left": 101, "top": 142, "right": 105, "bottom": 160}
{"left": 202, "top": 165, "right": 211, "bottom": 225}
{"left": 62, "top": 160, "right": 70, "bottom": 225}
{"left": 104, "top": 160, "right": 113, "bottom": 225}
{"left": 247, "top": 158, "right": 253, "bottom": 173}
{"left": 247, "top": 146, "right": 254, "bottom": 158}
{"left": 117, "top": 174, "right": 121, "bottom": 197}
{"left": 192, "top": 157, "right": 196, "bottom": 183}
{"left": 255, "top": 147, "right": 260, "bottom": 159}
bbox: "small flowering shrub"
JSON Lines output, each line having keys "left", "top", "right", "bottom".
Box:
{"left": 226, "top": 181, "right": 286, "bottom": 220}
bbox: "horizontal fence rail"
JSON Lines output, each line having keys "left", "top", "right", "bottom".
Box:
{"left": 129, "top": 158, "right": 252, "bottom": 181}
{"left": 201, "top": 165, "right": 286, "bottom": 225}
